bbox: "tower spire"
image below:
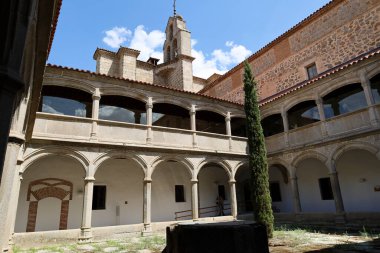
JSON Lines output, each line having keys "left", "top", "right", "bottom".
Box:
{"left": 173, "top": 0, "right": 177, "bottom": 16}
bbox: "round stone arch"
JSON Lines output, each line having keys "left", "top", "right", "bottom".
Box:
{"left": 319, "top": 78, "right": 362, "bottom": 98}
{"left": 151, "top": 97, "right": 192, "bottom": 111}
{"left": 292, "top": 150, "right": 328, "bottom": 173}
{"left": 150, "top": 155, "right": 194, "bottom": 179}
{"left": 195, "top": 158, "right": 232, "bottom": 180}
{"left": 195, "top": 105, "right": 227, "bottom": 118}
{"left": 100, "top": 87, "right": 148, "bottom": 104}
{"left": 43, "top": 77, "right": 96, "bottom": 95}
{"left": 268, "top": 158, "right": 291, "bottom": 182}
{"left": 21, "top": 146, "right": 89, "bottom": 176}
{"left": 367, "top": 66, "right": 380, "bottom": 80}
{"left": 261, "top": 110, "right": 283, "bottom": 122}
{"left": 283, "top": 94, "right": 317, "bottom": 113}
{"left": 93, "top": 151, "right": 148, "bottom": 178}
{"left": 231, "top": 160, "right": 249, "bottom": 180}
{"left": 331, "top": 141, "right": 380, "bottom": 170}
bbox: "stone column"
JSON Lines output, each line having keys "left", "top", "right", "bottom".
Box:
{"left": 146, "top": 98, "right": 153, "bottom": 144}
{"left": 289, "top": 176, "right": 301, "bottom": 213}
{"left": 191, "top": 179, "right": 199, "bottom": 220}
{"left": 359, "top": 72, "right": 378, "bottom": 126}
{"left": 79, "top": 176, "right": 95, "bottom": 241}
{"left": 90, "top": 89, "right": 101, "bottom": 140}
{"left": 143, "top": 178, "right": 152, "bottom": 234}
{"left": 0, "top": 139, "right": 24, "bottom": 253}
{"left": 281, "top": 110, "right": 290, "bottom": 146}
{"left": 229, "top": 180, "right": 238, "bottom": 219}
{"left": 190, "top": 105, "right": 197, "bottom": 148}
{"left": 327, "top": 164, "right": 345, "bottom": 214}
{"left": 225, "top": 112, "right": 232, "bottom": 151}
{"left": 316, "top": 97, "right": 328, "bottom": 137}
{"left": 7, "top": 171, "right": 23, "bottom": 249}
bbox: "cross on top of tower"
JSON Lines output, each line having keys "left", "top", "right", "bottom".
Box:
{"left": 173, "top": 0, "right": 177, "bottom": 16}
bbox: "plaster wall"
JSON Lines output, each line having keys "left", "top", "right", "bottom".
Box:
{"left": 15, "top": 156, "right": 85, "bottom": 232}
{"left": 269, "top": 167, "right": 293, "bottom": 213}
{"left": 296, "top": 159, "right": 335, "bottom": 212}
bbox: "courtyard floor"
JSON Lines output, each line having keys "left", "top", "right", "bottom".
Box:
{"left": 13, "top": 227, "right": 380, "bottom": 253}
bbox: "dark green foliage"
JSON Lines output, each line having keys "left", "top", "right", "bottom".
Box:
{"left": 243, "top": 61, "right": 274, "bottom": 238}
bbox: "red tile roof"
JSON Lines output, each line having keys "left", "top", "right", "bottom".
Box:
{"left": 47, "top": 0, "right": 63, "bottom": 56}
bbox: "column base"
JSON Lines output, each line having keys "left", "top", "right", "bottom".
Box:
{"left": 142, "top": 223, "right": 152, "bottom": 236}
{"left": 78, "top": 227, "right": 92, "bottom": 243}
{"left": 334, "top": 213, "right": 346, "bottom": 225}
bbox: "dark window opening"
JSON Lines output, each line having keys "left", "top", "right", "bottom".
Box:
{"left": 323, "top": 83, "right": 367, "bottom": 119}
{"left": 318, "top": 178, "right": 334, "bottom": 200}
{"left": 196, "top": 110, "right": 226, "bottom": 134}
{"left": 218, "top": 185, "right": 226, "bottom": 200}
{"left": 152, "top": 103, "right": 190, "bottom": 130}
{"left": 370, "top": 74, "right": 380, "bottom": 104}
{"left": 175, "top": 185, "right": 185, "bottom": 202}
{"left": 261, "top": 114, "right": 284, "bottom": 137}
{"left": 288, "top": 101, "right": 320, "bottom": 130}
{"left": 39, "top": 86, "right": 92, "bottom": 117}
{"left": 231, "top": 117, "right": 247, "bottom": 137}
{"left": 92, "top": 185, "right": 106, "bottom": 210}
{"left": 270, "top": 182, "right": 282, "bottom": 202}
{"left": 99, "top": 95, "right": 146, "bottom": 124}
{"left": 306, "top": 64, "right": 318, "bottom": 79}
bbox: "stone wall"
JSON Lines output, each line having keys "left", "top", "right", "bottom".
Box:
{"left": 202, "top": 0, "right": 380, "bottom": 103}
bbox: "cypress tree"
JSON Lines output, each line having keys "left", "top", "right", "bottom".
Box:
{"left": 243, "top": 61, "right": 274, "bottom": 237}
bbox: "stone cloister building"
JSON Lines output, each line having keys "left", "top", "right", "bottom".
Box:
{"left": 1, "top": 0, "right": 380, "bottom": 250}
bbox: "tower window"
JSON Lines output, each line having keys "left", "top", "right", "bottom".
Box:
{"left": 318, "top": 178, "right": 334, "bottom": 200}
{"left": 306, "top": 63, "right": 318, "bottom": 79}
{"left": 270, "top": 182, "right": 282, "bottom": 202}
{"left": 92, "top": 185, "right": 106, "bottom": 210}
{"left": 175, "top": 185, "right": 185, "bottom": 202}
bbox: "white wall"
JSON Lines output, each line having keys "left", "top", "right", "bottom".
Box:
{"left": 15, "top": 156, "right": 85, "bottom": 232}
{"left": 198, "top": 166, "right": 230, "bottom": 217}
{"left": 269, "top": 166, "right": 293, "bottom": 213}
{"left": 297, "top": 159, "right": 335, "bottom": 212}
{"left": 337, "top": 150, "right": 380, "bottom": 212}
{"left": 151, "top": 162, "right": 192, "bottom": 222}
{"left": 93, "top": 159, "right": 144, "bottom": 227}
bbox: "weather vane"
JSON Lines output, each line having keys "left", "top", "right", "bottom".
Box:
{"left": 173, "top": 0, "right": 177, "bottom": 16}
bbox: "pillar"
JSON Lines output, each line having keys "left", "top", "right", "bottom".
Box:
{"left": 289, "top": 176, "right": 301, "bottom": 213}
{"left": 315, "top": 97, "right": 328, "bottom": 137}
{"left": 281, "top": 109, "right": 290, "bottom": 146}
{"left": 7, "top": 171, "right": 23, "bottom": 249}
{"left": 190, "top": 105, "right": 197, "bottom": 148}
{"left": 191, "top": 179, "right": 199, "bottom": 220}
{"left": 146, "top": 98, "right": 153, "bottom": 144}
{"left": 359, "top": 71, "right": 378, "bottom": 126}
{"left": 79, "top": 176, "right": 95, "bottom": 241}
{"left": 143, "top": 178, "right": 152, "bottom": 234}
{"left": 229, "top": 180, "right": 238, "bottom": 219}
{"left": 327, "top": 163, "right": 345, "bottom": 214}
{"left": 90, "top": 89, "right": 100, "bottom": 140}
{"left": 0, "top": 139, "right": 24, "bottom": 253}
{"left": 225, "top": 112, "right": 232, "bottom": 151}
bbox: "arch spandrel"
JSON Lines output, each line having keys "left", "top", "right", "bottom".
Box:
{"left": 150, "top": 155, "right": 194, "bottom": 179}
{"left": 195, "top": 158, "right": 233, "bottom": 180}
{"left": 291, "top": 151, "right": 328, "bottom": 173}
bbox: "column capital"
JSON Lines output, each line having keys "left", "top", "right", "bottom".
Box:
{"left": 144, "top": 178, "right": 152, "bottom": 183}
{"left": 146, "top": 103, "right": 153, "bottom": 109}
{"left": 84, "top": 177, "right": 95, "bottom": 182}
{"left": 315, "top": 97, "right": 323, "bottom": 105}
{"left": 229, "top": 179, "right": 236, "bottom": 184}
{"left": 225, "top": 112, "right": 231, "bottom": 122}
{"left": 92, "top": 88, "right": 101, "bottom": 100}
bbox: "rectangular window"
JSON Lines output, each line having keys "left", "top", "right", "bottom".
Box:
{"left": 175, "top": 185, "right": 185, "bottom": 202}
{"left": 92, "top": 185, "right": 106, "bottom": 210}
{"left": 270, "top": 182, "right": 282, "bottom": 202}
{"left": 218, "top": 185, "right": 226, "bottom": 200}
{"left": 306, "top": 63, "right": 318, "bottom": 79}
{"left": 319, "top": 178, "right": 334, "bottom": 200}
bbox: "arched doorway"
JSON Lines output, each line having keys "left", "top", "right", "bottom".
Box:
{"left": 198, "top": 163, "right": 230, "bottom": 218}
{"left": 296, "top": 158, "right": 335, "bottom": 212}
{"left": 235, "top": 164, "right": 252, "bottom": 214}
{"left": 336, "top": 149, "right": 380, "bottom": 212}
{"left": 93, "top": 157, "right": 144, "bottom": 227}
{"left": 269, "top": 164, "right": 292, "bottom": 213}
{"left": 15, "top": 155, "right": 85, "bottom": 232}
{"left": 151, "top": 159, "right": 192, "bottom": 222}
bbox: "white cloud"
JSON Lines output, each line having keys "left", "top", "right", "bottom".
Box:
{"left": 129, "top": 25, "right": 165, "bottom": 62}
{"left": 102, "top": 26, "right": 251, "bottom": 79}
{"left": 103, "top": 27, "right": 132, "bottom": 48}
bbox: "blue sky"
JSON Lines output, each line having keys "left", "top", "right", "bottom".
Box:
{"left": 49, "top": 0, "right": 330, "bottom": 78}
